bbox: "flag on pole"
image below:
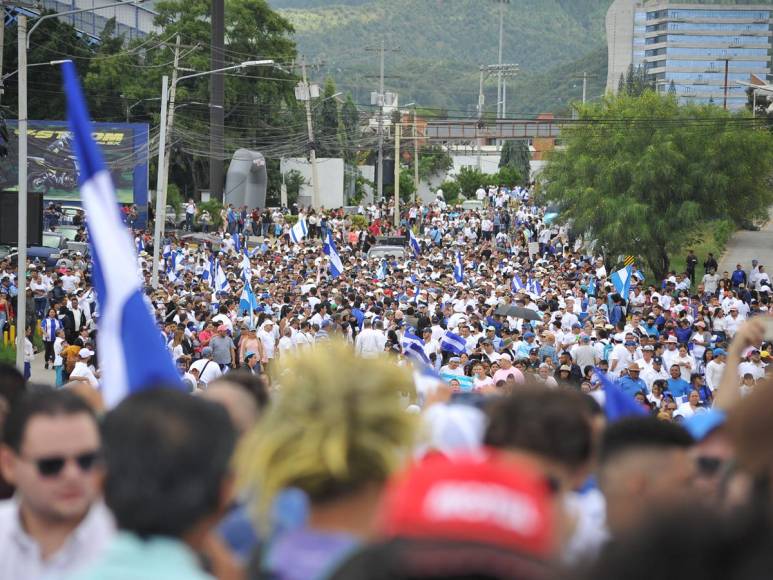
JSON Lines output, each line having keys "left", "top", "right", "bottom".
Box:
{"left": 611, "top": 265, "right": 633, "bottom": 298}
{"left": 239, "top": 283, "right": 259, "bottom": 318}
{"left": 233, "top": 231, "right": 242, "bottom": 253}
{"left": 454, "top": 251, "right": 464, "bottom": 283}
{"left": 323, "top": 231, "right": 344, "bottom": 278}
{"left": 62, "top": 61, "right": 181, "bottom": 408}
{"left": 214, "top": 260, "right": 231, "bottom": 293}
{"left": 440, "top": 330, "right": 466, "bottom": 355}
{"left": 290, "top": 218, "right": 308, "bottom": 244}
{"left": 409, "top": 229, "right": 421, "bottom": 257}
{"left": 240, "top": 249, "right": 251, "bottom": 281}
{"left": 401, "top": 330, "right": 430, "bottom": 365}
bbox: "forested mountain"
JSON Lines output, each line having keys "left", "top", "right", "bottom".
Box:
{"left": 267, "top": 0, "right": 770, "bottom": 116}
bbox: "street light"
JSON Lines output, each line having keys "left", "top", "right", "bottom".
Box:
{"left": 150, "top": 59, "right": 275, "bottom": 288}
{"left": 15, "top": 1, "right": 142, "bottom": 370}
{"left": 1, "top": 60, "right": 72, "bottom": 82}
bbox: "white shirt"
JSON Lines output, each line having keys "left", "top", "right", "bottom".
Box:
{"left": 258, "top": 330, "right": 276, "bottom": 360}
{"left": 69, "top": 361, "right": 99, "bottom": 388}
{"left": 0, "top": 499, "right": 115, "bottom": 580}
{"left": 704, "top": 360, "right": 725, "bottom": 392}
{"left": 739, "top": 360, "right": 766, "bottom": 381}
{"left": 354, "top": 328, "right": 386, "bottom": 358}
{"left": 190, "top": 357, "right": 223, "bottom": 385}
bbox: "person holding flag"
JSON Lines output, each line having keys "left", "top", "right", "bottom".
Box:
{"left": 454, "top": 251, "right": 464, "bottom": 283}
{"left": 408, "top": 229, "right": 421, "bottom": 257}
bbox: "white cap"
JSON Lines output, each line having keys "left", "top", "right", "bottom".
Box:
{"left": 78, "top": 348, "right": 94, "bottom": 358}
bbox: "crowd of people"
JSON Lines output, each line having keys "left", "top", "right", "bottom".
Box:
{"left": 0, "top": 186, "right": 772, "bottom": 579}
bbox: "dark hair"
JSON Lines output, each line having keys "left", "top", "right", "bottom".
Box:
{"left": 212, "top": 370, "right": 269, "bottom": 412}
{"left": 484, "top": 386, "right": 592, "bottom": 471}
{"left": 2, "top": 388, "right": 95, "bottom": 452}
{"left": 584, "top": 508, "right": 773, "bottom": 580}
{"left": 599, "top": 418, "right": 693, "bottom": 465}
{"left": 101, "top": 387, "right": 236, "bottom": 538}
{"left": 0, "top": 363, "right": 26, "bottom": 417}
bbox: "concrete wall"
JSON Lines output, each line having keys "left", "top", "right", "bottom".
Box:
{"left": 359, "top": 165, "right": 375, "bottom": 204}
{"left": 449, "top": 154, "right": 502, "bottom": 177}
{"left": 606, "top": 0, "right": 636, "bottom": 93}
{"left": 281, "top": 157, "right": 345, "bottom": 209}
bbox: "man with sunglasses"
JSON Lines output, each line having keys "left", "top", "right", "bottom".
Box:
{"left": 0, "top": 389, "right": 113, "bottom": 578}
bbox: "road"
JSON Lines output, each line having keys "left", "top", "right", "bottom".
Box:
{"left": 718, "top": 207, "right": 773, "bottom": 276}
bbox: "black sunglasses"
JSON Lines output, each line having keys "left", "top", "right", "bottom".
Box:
{"left": 27, "top": 451, "right": 100, "bottom": 478}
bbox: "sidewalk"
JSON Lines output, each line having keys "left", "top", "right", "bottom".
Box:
{"left": 718, "top": 207, "right": 773, "bottom": 275}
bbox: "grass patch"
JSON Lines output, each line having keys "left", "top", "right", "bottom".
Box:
{"left": 670, "top": 219, "right": 734, "bottom": 280}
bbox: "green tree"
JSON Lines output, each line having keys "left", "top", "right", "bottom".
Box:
{"left": 416, "top": 145, "right": 452, "bottom": 181}
{"left": 455, "top": 166, "right": 490, "bottom": 198}
{"left": 315, "top": 78, "right": 341, "bottom": 158}
{"left": 499, "top": 140, "right": 530, "bottom": 183}
{"left": 620, "top": 64, "right": 654, "bottom": 97}
{"left": 385, "top": 168, "right": 416, "bottom": 203}
{"left": 543, "top": 92, "right": 773, "bottom": 280}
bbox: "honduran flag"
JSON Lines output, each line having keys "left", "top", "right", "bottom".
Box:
{"left": 63, "top": 61, "right": 182, "bottom": 408}
{"left": 323, "top": 231, "right": 344, "bottom": 278}
{"left": 408, "top": 229, "right": 421, "bottom": 257}
{"left": 290, "top": 218, "right": 308, "bottom": 244}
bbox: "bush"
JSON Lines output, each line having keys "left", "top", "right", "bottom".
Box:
{"left": 166, "top": 183, "right": 183, "bottom": 213}
{"left": 285, "top": 215, "right": 299, "bottom": 226}
{"left": 350, "top": 214, "right": 368, "bottom": 229}
{"left": 439, "top": 180, "right": 461, "bottom": 204}
{"left": 198, "top": 200, "right": 224, "bottom": 227}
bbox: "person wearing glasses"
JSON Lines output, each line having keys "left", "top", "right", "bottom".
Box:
{"left": 0, "top": 389, "right": 113, "bottom": 578}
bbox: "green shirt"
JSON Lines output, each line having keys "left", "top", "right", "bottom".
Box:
{"left": 71, "top": 531, "right": 213, "bottom": 580}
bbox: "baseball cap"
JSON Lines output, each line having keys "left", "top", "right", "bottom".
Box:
{"left": 217, "top": 325, "right": 228, "bottom": 332}
{"left": 653, "top": 356, "right": 663, "bottom": 364}
{"left": 380, "top": 452, "right": 555, "bottom": 557}
{"left": 713, "top": 348, "right": 726, "bottom": 356}
{"left": 78, "top": 348, "right": 94, "bottom": 358}
{"left": 643, "top": 345, "right": 654, "bottom": 351}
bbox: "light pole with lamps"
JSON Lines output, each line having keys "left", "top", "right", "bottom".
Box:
{"left": 15, "top": 1, "right": 145, "bottom": 370}
{"left": 150, "top": 60, "right": 275, "bottom": 288}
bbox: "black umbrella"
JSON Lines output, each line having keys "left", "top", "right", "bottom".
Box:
{"left": 494, "top": 304, "right": 543, "bottom": 321}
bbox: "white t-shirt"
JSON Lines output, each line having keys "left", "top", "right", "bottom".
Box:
{"left": 190, "top": 358, "right": 223, "bottom": 385}
{"left": 70, "top": 361, "right": 99, "bottom": 388}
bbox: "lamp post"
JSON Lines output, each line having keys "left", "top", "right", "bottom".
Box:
{"left": 15, "top": 1, "right": 142, "bottom": 371}
{"left": 150, "top": 60, "right": 275, "bottom": 288}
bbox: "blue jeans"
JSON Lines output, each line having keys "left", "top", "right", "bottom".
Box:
{"left": 24, "top": 362, "right": 31, "bottom": 380}
{"left": 186, "top": 213, "right": 193, "bottom": 230}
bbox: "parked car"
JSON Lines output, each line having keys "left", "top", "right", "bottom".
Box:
{"left": 460, "top": 199, "right": 485, "bottom": 211}
{"left": 6, "top": 232, "right": 67, "bottom": 268}
{"left": 367, "top": 245, "right": 406, "bottom": 261}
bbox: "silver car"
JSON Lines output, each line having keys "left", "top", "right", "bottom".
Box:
{"left": 367, "top": 245, "right": 406, "bottom": 261}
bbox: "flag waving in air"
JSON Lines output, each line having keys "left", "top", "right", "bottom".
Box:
{"left": 408, "top": 229, "right": 421, "bottom": 257}
{"left": 62, "top": 61, "right": 181, "bottom": 408}
{"left": 323, "top": 231, "right": 344, "bottom": 278}
{"left": 611, "top": 265, "right": 633, "bottom": 299}
{"left": 454, "top": 251, "right": 464, "bottom": 283}
{"left": 290, "top": 218, "right": 308, "bottom": 244}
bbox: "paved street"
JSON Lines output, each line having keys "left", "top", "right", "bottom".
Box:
{"left": 718, "top": 207, "right": 773, "bottom": 275}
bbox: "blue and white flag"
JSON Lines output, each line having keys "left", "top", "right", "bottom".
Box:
{"left": 63, "top": 61, "right": 181, "bottom": 408}
{"left": 409, "top": 229, "right": 421, "bottom": 257}
{"left": 412, "top": 363, "right": 444, "bottom": 399}
{"left": 512, "top": 274, "right": 525, "bottom": 292}
{"left": 440, "top": 330, "right": 466, "bottom": 355}
{"left": 377, "top": 260, "right": 388, "bottom": 281}
{"left": 162, "top": 242, "right": 172, "bottom": 260}
{"left": 240, "top": 249, "right": 252, "bottom": 281}
{"left": 587, "top": 276, "right": 596, "bottom": 296}
{"left": 290, "top": 218, "right": 308, "bottom": 244}
{"left": 214, "top": 260, "right": 230, "bottom": 293}
{"left": 173, "top": 249, "right": 185, "bottom": 272}
{"left": 239, "top": 283, "right": 259, "bottom": 316}
{"left": 611, "top": 265, "right": 633, "bottom": 298}
{"left": 453, "top": 251, "right": 464, "bottom": 283}
{"left": 528, "top": 278, "right": 543, "bottom": 296}
{"left": 166, "top": 262, "right": 177, "bottom": 283}
{"left": 233, "top": 231, "right": 241, "bottom": 253}
{"left": 401, "top": 330, "right": 430, "bottom": 365}
{"left": 323, "top": 232, "right": 344, "bottom": 278}
{"left": 135, "top": 236, "right": 144, "bottom": 254}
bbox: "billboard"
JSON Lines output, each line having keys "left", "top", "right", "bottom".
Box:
{"left": 0, "top": 120, "right": 149, "bottom": 206}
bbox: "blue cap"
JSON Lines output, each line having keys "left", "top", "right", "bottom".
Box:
{"left": 572, "top": 323, "right": 582, "bottom": 329}
{"left": 523, "top": 332, "right": 535, "bottom": 339}
{"left": 713, "top": 348, "right": 726, "bottom": 356}
{"left": 684, "top": 410, "right": 727, "bottom": 441}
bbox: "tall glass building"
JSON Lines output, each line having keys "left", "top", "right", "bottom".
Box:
{"left": 606, "top": 1, "right": 773, "bottom": 109}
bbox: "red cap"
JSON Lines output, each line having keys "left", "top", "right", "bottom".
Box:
{"left": 380, "top": 450, "right": 555, "bottom": 558}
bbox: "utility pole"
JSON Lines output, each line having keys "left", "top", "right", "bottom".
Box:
{"left": 477, "top": 63, "right": 518, "bottom": 168}
{"left": 210, "top": 0, "right": 225, "bottom": 200}
{"left": 15, "top": 14, "right": 27, "bottom": 370}
{"left": 721, "top": 58, "right": 730, "bottom": 110}
{"left": 151, "top": 76, "right": 169, "bottom": 289}
{"left": 393, "top": 118, "right": 400, "bottom": 227}
{"left": 413, "top": 105, "right": 419, "bottom": 202}
{"left": 160, "top": 34, "right": 181, "bottom": 212}
{"left": 299, "top": 58, "right": 321, "bottom": 208}
{"left": 496, "top": 0, "right": 505, "bottom": 118}
{"left": 0, "top": 5, "right": 5, "bottom": 106}
{"left": 377, "top": 39, "right": 385, "bottom": 202}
